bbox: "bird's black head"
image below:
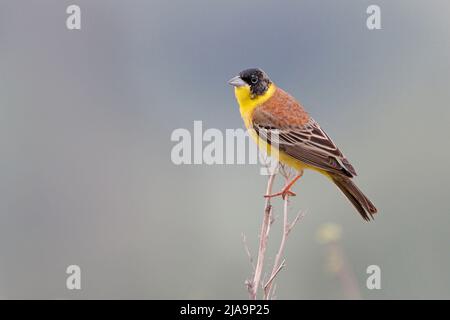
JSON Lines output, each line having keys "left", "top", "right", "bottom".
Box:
{"left": 228, "top": 68, "right": 272, "bottom": 97}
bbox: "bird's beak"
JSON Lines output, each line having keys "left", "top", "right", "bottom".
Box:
{"left": 227, "top": 75, "right": 247, "bottom": 87}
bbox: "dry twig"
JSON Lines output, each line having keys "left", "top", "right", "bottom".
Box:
{"left": 247, "top": 171, "right": 276, "bottom": 300}
{"left": 245, "top": 162, "right": 305, "bottom": 300}
{"left": 263, "top": 166, "right": 305, "bottom": 299}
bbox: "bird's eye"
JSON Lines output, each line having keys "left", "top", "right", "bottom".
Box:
{"left": 251, "top": 75, "right": 258, "bottom": 84}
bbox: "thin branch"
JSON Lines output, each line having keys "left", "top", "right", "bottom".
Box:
{"left": 263, "top": 259, "right": 285, "bottom": 291}
{"left": 263, "top": 192, "right": 290, "bottom": 299}
{"left": 248, "top": 170, "right": 276, "bottom": 300}
{"left": 241, "top": 233, "right": 255, "bottom": 272}
{"left": 263, "top": 168, "right": 305, "bottom": 300}
{"left": 288, "top": 210, "right": 306, "bottom": 235}
{"left": 245, "top": 162, "right": 305, "bottom": 300}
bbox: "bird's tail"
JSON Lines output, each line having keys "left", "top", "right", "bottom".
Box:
{"left": 330, "top": 174, "right": 377, "bottom": 221}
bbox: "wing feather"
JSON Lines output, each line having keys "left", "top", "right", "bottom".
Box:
{"left": 252, "top": 108, "right": 357, "bottom": 177}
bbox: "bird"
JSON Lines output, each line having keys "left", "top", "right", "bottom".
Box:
{"left": 228, "top": 68, "right": 377, "bottom": 221}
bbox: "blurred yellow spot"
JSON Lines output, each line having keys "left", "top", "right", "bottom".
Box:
{"left": 316, "top": 223, "right": 342, "bottom": 244}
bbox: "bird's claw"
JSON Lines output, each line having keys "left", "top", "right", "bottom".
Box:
{"left": 264, "top": 190, "right": 296, "bottom": 199}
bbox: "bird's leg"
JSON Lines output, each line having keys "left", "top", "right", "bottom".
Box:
{"left": 264, "top": 171, "right": 304, "bottom": 199}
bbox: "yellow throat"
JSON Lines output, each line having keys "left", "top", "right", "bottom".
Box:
{"left": 234, "top": 83, "right": 276, "bottom": 127}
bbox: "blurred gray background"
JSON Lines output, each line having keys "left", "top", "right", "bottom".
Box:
{"left": 0, "top": 0, "right": 449, "bottom": 299}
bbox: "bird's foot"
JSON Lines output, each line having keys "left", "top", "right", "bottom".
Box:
{"left": 264, "top": 172, "right": 303, "bottom": 200}
{"left": 264, "top": 187, "right": 296, "bottom": 200}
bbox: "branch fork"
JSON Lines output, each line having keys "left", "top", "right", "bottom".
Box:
{"left": 243, "top": 162, "right": 305, "bottom": 300}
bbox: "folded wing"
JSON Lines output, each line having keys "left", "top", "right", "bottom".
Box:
{"left": 252, "top": 108, "right": 357, "bottom": 178}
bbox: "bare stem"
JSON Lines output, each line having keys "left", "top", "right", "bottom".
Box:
{"left": 248, "top": 172, "right": 276, "bottom": 300}
{"left": 263, "top": 192, "right": 290, "bottom": 299}
{"left": 264, "top": 259, "right": 286, "bottom": 292}
{"left": 242, "top": 233, "right": 255, "bottom": 272}
{"left": 245, "top": 163, "right": 304, "bottom": 300}
{"left": 263, "top": 168, "right": 305, "bottom": 300}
